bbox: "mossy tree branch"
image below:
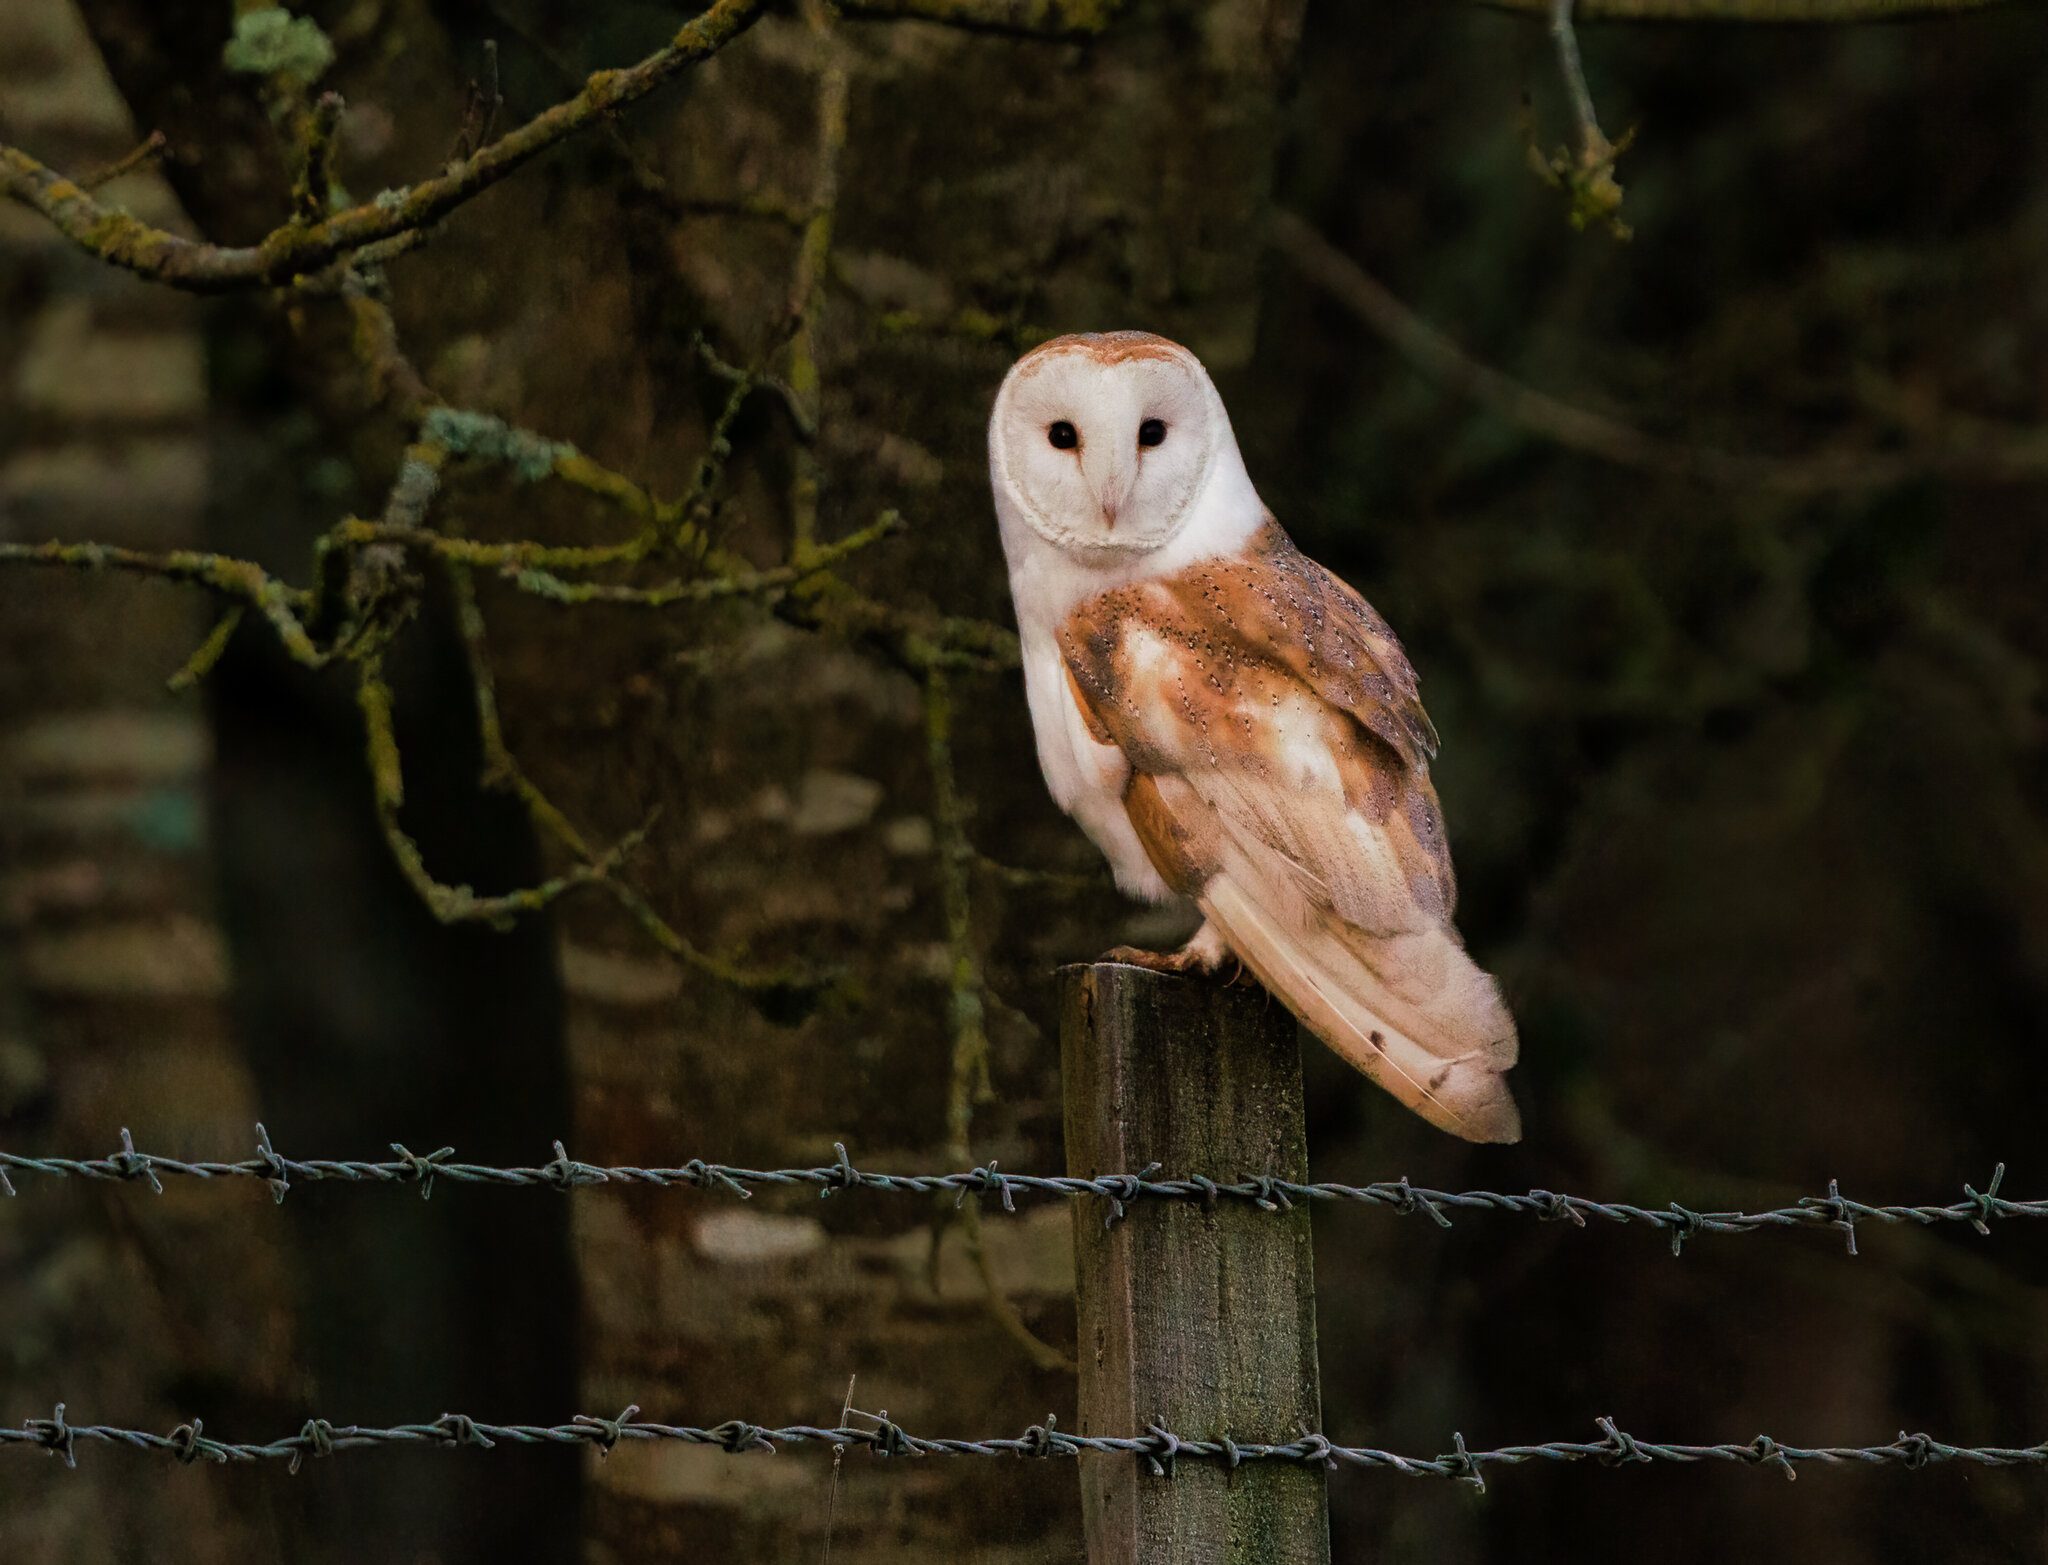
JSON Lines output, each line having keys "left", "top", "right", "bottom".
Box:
{"left": 0, "top": 0, "right": 767, "bottom": 290}
{"left": 507, "top": 513, "right": 906, "bottom": 607}
{"left": 922, "top": 668, "right": 1073, "bottom": 1374}
{"left": 0, "top": 540, "right": 326, "bottom": 663}
{"left": 1535, "top": 0, "right": 1632, "bottom": 238}
{"left": 786, "top": 4, "right": 852, "bottom": 562}
{"left": 445, "top": 561, "right": 828, "bottom": 998}
{"left": 2, "top": 0, "right": 1016, "bottom": 1015}
{"left": 1, "top": 290, "right": 1002, "bottom": 991}
{"left": 355, "top": 647, "right": 648, "bottom": 926}
{"left": 1, "top": 0, "right": 2018, "bottom": 300}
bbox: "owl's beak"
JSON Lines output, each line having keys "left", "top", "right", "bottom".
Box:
{"left": 1086, "top": 457, "right": 1133, "bottom": 533}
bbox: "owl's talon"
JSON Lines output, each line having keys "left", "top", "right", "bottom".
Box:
{"left": 1099, "top": 944, "right": 1201, "bottom": 974}
{"left": 1100, "top": 921, "right": 1232, "bottom": 977}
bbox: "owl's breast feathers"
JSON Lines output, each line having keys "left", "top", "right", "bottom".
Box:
{"left": 1056, "top": 521, "right": 1452, "bottom": 922}
{"left": 1057, "top": 520, "right": 1522, "bottom": 1144}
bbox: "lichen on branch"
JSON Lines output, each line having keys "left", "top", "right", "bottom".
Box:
{"left": 0, "top": 0, "right": 768, "bottom": 290}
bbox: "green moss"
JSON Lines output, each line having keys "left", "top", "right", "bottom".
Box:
{"left": 356, "top": 670, "right": 404, "bottom": 808}
{"left": 420, "top": 407, "right": 576, "bottom": 484}
{"left": 222, "top": 8, "right": 336, "bottom": 89}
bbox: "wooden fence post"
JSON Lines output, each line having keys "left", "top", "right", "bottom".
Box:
{"left": 1061, "top": 962, "right": 1331, "bottom": 1565}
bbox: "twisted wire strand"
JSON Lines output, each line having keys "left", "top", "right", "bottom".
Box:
{"left": 0, "top": 1127, "right": 2027, "bottom": 1254}
{"left": 2, "top": 1406, "right": 2041, "bottom": 1487}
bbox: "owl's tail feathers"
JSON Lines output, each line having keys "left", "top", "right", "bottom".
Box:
{"left": 1200, "top": 876, "right": 1522, "bottom": 1145}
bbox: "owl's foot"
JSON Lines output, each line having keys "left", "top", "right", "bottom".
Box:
{"left": 1101, "top": 944, "right": 1202, "bottom": 974}
{"left": 1102, "top": 920, "right": 1231, "bottom": 976}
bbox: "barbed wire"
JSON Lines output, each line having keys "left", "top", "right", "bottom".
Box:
{"left": 2, "top": 1405, "right": 2041, "bottom": 1490}
{"left": 0, "top": 1127, "right": 2030, "bottom": 1255}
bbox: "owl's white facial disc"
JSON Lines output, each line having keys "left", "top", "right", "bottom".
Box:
{"left": 990, "top": 333, "right": 1221, "bottom": 556}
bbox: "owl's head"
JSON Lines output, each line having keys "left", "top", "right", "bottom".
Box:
{"left": 988, "top": 332, "right": 1253, "bottom": 559}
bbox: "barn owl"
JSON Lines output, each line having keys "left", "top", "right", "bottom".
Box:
{"left": 989, "top": 331, "right": 1521, "bottom": 1143}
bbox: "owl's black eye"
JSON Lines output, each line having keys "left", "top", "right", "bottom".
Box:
{"left": 1047, "top": 420, "right": 1079, "bottom": 450}
{"left": 1138, "top": 418, "right": 1167, "bottom": 448}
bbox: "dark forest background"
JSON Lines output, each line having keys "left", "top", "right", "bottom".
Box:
{"left": 3, "top": 0, "right": 2047, "bottom": 1560}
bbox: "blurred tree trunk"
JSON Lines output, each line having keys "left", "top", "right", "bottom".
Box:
{"left": 66, "top": 2, "right": 584, "bottom": 1562}
{"left": 0, "top": 4, "right": 287, "bottom": 1556}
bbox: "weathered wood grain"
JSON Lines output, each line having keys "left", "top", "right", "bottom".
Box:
{"left": 1062, "top": 963, "right": 1330, "bottom": 1565}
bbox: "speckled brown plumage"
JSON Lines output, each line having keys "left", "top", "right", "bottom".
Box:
{"left": 1059, "top": 520, "right": 1453, "bottom": 922}
{"left": 1056, "top": 520, "right": 1521, "bottom": 1143}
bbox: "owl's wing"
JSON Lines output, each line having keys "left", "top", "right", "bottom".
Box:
{"left": 1059, "top": 524, "right": 1520, "bottom": 1143}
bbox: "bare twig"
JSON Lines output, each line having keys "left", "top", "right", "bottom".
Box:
{"left": 1850, "top": 370, "right": 2048, "bottom": 475}
{"left": 447, "top": 40, "right": 505, "bottom": 167}
{"left": 821, "top": 1374, "right": 857, "bottom": 1565}
{"left": 291, "top": 93, "right": 344, "bottom": 225}
{"left": 698, "top": 334, "right": 817, "bottom": 445}
{"left": 79, "top": 130, "right": 168, "bottom": 192}
{"left": 1270, "top": 211, "right": 2048, "bottom": 494}
{"left": 1550, "top": 0, "right": 1600, "bottom": 144}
